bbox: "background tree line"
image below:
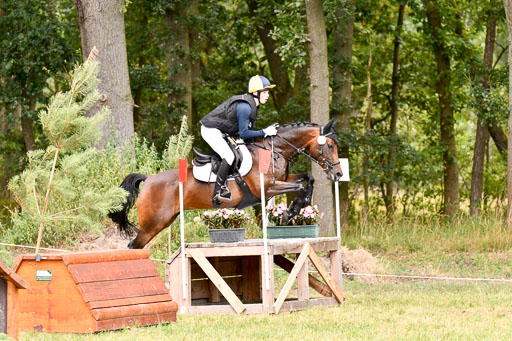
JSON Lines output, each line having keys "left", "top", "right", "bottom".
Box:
{"left": 1, "top": 0, "right": 512, "bottom": 236}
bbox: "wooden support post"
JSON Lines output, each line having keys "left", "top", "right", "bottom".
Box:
{"left": 273, "top": 243, "right": 310, "bottom": 313}
{"left": 261, "top": 253, "right": 274, "bottom": 313}
{"left": 208, "top": 257, "right": 220, "bottom": 303}
{"left": 297, "top": 257, "right": 309, "bottom": 301}
{"left": 273, "top": 255, "right": 332, "bottom": 296}
{"left": 329, "top": 249, "right": 343, "bottom": 293}
{"left": 188, "top": 249, "right": 246, "bottom": 314}
{"left": 307, "top": 245, "right": 344, "bottom": 303}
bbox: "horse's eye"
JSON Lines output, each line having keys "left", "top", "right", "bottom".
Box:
{"left": 328, "top": 144, "right": 334, "bottom": 149}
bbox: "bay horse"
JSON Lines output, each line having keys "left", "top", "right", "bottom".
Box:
{"left": 109, "top": 119, "right": 343, "bottom": 249}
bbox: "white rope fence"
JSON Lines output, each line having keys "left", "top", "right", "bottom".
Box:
{"left": 341, "top": 272, "right": 512, "bottom": 283}
{"left": 3, "top": 242, "right": 512, "bottom": 283}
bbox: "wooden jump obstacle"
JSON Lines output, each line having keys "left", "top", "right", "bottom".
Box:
{"left": 9, "top": 249, "right": 177, "bottom": 338}
{"left": 0, "top": 260, "right": 28, "bottom": 339}
{"left": 166, "top": 237, "right": 343, "bottom": 314}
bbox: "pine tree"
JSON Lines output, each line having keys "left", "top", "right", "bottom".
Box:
{"left": 8, "top": 48, "right": 127, "bottom": 253}
{"left": 165, "top": 115, "right": 194, "bottom": 169}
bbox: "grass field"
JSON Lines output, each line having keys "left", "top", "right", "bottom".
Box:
{"left": 17, "top": 280, "right": 512, "bottom": 340}
{"left": 7, "top": 213, "right": 512, "bottom": 340}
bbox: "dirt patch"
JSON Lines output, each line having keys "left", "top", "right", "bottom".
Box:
{"left": 76, "top": 225, "right": 132, "bottom": 250}
{"left": 341, "top": 247, "right": 383, "bottom": 283}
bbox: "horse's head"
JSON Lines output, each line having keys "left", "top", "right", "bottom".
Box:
{"left": 306, "top": 119, "right": 343, "bottom": 181}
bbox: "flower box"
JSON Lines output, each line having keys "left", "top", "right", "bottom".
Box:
{"left": 267, "top": 224, "right": 319, "bottom": 239}
{"left": 208, "top": 228, "right": 246, "bottom": 243}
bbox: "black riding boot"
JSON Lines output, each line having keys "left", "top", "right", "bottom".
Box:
{"left": 212, "top": 159, "right": 232, "bottom": 208}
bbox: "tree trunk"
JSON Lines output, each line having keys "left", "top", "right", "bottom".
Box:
{"left": 331, "top": 0, "right": 354, "bottom": 228}
{"left": 247, "top": 0, "right": 292, "bottom": 111}
{"left": 20, "top": 101, "right": 36, "bottom": 152}
{"left": 306, "top": 0, "right": 334, "bottom": 236}
{"left": 424, "top": 0, "right": 459, "bottom": 215}
{"left": 73, "top": 0, "right": 134, "bottom": 149}
{"left": 189, "top": 0, "right": 201, "bottom": 128}
{"left": 362, "top": 34, "right": 373, "bottom": 225}
{"left": 487, "top": 122, "right": 508, "bottom": 156}
{"left": 504, "top": 0, "right": 512, "bottom": 227}
{"left": 165, "top": 3, "right": 193, "bottom": 128}
{"left": 470, "top": 1, "right": 496, "bottom": 216}
{"left": 384, "top": 2, "right": 405, "bottom": 222}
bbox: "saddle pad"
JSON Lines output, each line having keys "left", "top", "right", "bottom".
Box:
{"left": 192, "top": 144, "right": 252, "bottom": 182}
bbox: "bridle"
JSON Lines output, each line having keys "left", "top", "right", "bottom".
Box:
{"left": 253, "top": 125, "right": 340, "bottom": 173}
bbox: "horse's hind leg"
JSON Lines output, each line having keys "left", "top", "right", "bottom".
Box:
{"left": 128, "top": 209, "right": 179, "bottom": 249}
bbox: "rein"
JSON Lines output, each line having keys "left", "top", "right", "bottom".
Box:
{"left": 249, "top": 130, "right": 340, "bottom": 172}
{"left": 274, "top": 134, "right": 340, "bottom": 171}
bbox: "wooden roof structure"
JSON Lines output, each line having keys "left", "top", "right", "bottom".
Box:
{"left": 0, "top": 260, "right": 28, "bottom": 289}
{"left": 10, "top": 249, "right": 177, "bottom": 336}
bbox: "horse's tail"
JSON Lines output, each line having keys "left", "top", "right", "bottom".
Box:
{"left": 108, "top": 173, "right": 148, "bottom": 237}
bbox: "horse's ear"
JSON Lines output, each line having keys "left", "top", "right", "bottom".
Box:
{"left": 325, "top": 118, "right": 338, "bottom": 132}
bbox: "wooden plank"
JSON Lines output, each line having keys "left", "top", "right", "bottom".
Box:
{"left": 261, "top": 253, "right": 274, "bottom": 313}
{"left": 167, "top": 258, "right": 186, "bottom": 310}
{"left": 186, "top": 303, "right": 264, "bottom": 315}
{"left": 274, "top": 255, "right": 332, "bottom": 296}
{"left": 329, "top": 249, "right": 343, "bottom": 293}
{"left": 61, "top": 249, "right": 149, "bottom": 265}
{"left": 91, "top": 301, "right": 178, "bottom": 320}
{"left": 307, "top": 245, "right": 344, "bottom": 304}
{"left": 297, "top": 257, "right": 309, "bottom": 301}
{"left": 87, "top": 294, "right": 173, "bottom": 309}
{"left": 0, "top": 278, "right": 6, "bottom": 334}
{"left": 191, "top": 277, "right": 242, "bottom": 300}
{"left": 68, "top": 259, "right": 159, "bottom": 283}
{"left": 79, "top": 276, "right": 168, "bottom": 303}
{"left": 280, "top": 297, "right": 338, "bottom": 313}
{"left": 208, "top": 257, "right": 220, "bottom": 303}
{"left": 6, "top": 281, "right": 17, "bottom": 340}
{"left": 188, "top": 249, "right": 246, "bottom": 314}
{"left": 188, "top": 246, "right": 264, "bottom": 258}
{"left": 191, "top": 257, "right": 242, "bottom": 279}
{"left": 184, "top": 237, "right": 340, "bottom": 249}
{"left": 95, "top": 311, "right": 176, "bottom": 331}
{"left": 0, "top": 260, "right": 28, "bottom": 289}
{"left": 273, "top": 239, "right": 340, "bottom": 255}
{"left": 241, "top": 256, "right": 260, "bottom": 303}
{"left": 273, "top": 243, "right": 310, "bottom": 314}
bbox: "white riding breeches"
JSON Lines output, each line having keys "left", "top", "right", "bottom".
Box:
{"left": 200, "top": 125, "right": 235, "bottom": 165}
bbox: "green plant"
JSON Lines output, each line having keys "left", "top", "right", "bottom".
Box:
{"left": 266, "top": 203, "right": 323, "bottom": 226}
{"left": 201, "top": 208, "right": 253, "bottom": 229}
{"left": 6, "top": 50, "right": 127, "bottom": 251}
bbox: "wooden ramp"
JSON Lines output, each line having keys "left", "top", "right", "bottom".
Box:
{"left": 10, "top": 249, "right": 177, "bottom": 338}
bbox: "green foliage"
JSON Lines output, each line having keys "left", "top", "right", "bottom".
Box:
{"left": 5, "top": 58, "right": 127, "bottom": 247}
{"left": 165, "top": 115, "right": 194, "bottom": 169}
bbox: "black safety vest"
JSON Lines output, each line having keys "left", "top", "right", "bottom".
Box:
{"left": 200, "top": 94, "right": 258, "bottom": 135}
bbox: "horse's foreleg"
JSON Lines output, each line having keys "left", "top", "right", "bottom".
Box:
{"left": 281, "top": 173, "right": 315, "bottom": 224}
{"left": 266, "top": 181, "right": 304, "bottom": 197}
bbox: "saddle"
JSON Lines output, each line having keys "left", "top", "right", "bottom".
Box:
{"left": 191, "top": 138, "right": 260, "bottom": 209}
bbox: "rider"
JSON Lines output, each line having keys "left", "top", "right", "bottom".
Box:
{"left": 200, "top": 75, "right": 278, "bottom": 207}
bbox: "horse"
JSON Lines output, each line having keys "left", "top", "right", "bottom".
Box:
{"left": 109, "top": 119, "right": 343, "bottom": 249}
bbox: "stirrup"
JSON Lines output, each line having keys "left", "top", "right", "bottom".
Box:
{"left": 219, "top": 186, "right": 231, "bottom": 199}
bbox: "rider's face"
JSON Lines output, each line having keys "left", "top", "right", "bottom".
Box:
{"left": 259, "top": 90, "right": 270, "bottom": 104}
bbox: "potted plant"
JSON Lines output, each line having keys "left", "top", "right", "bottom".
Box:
{"left": 202, "top": 208, "right": 252, "bottom": 243}
{"left": 265, "top": 203, "right": 323, "bottom": 239}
